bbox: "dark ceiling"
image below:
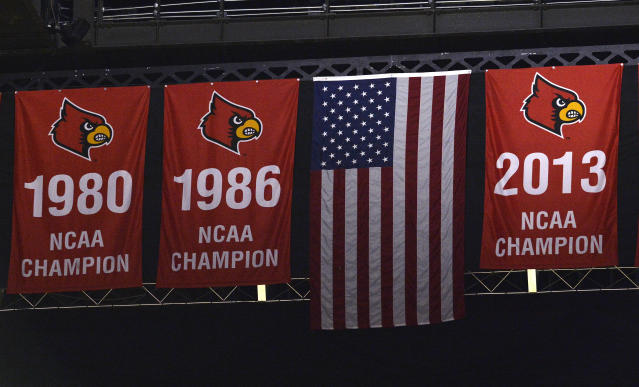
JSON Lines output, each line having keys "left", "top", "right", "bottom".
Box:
{"left": 0, "top": 0, "right": 54, "bottom": 51}
{"left": 2, "top": 0, "right": 639, "bottom": 74}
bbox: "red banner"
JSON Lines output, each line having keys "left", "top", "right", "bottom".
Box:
{"left": 9, "top": 87, "right": 149, "bottom": 293}
{"left": 635, "top": 67, "right": 639, "bottom": 266}
{"left": 481, "top": 64, "right": 621, "bottom": 269}
{"left": 157, "top": 80, "right": 298, "bottom": 287}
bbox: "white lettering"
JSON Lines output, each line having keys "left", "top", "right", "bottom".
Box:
{"left": 199, "top": 227, "right": 211, "bottom": 244}
{"left": 103, "top": 256, "right": 115, "bottom": 273}
{"left": 536, "top": 211, "right": 548, "bottom": 230}
{"left": 508, "top": 237, "right": 520, "bottom": 256}
{"left": 231, "top": 251, "right": 243, "bottom": 268}
{"left": 495, "top": 238, "right": 505, "bottom": 257}
{"left": 172, "top": 252, "right": 182, "bottom": 271}
{"left": 521, "top": 238, "right": 534, "bottom": 255}
{"left": 50, "top": 230, "right": 104, "bottom": 251}
{"left": 184, "top": 252, "right": 196, "bottom": 270}
{"left": 565, "top": 211, "right": 576, "bottom": 228}
{"left": 591, "top": 235, "right": 603, "bottom": 254}
{"left": 554, "top": 237, "right": 567, "bottom": 254}
{"left": 35, "top": 259, "right": 47, "bottom": 277}
{"left": 82, "top": 256, "right": 95, "bottom": 274}
{"left": 65, "top": 231, "right": 77, "bottom": 249}
{"left": 22, "top": 259, "right": 33, "bottom": 277}
{"left": 521, "top": 213, "right": 534, "bottom": 230}
{"left": 549, "top": 212, "right": 563, "bottom": 229}
{"left": 575, "top": 236, "right": 588, "bottom": 254}
{"left": 92, "top": 230, "right": 104, "bottom": 248}
{"left": 197, "top": 252, "right": 211, "bottom": 270}
{"left": 266, "top": 249, "right": 278, "bottom": 267}
{"left": 536, "top": 238, "right": 552, "bottom": 255}
{"left": 117, "top": 254, "right": 129, "bottom": 272}
{"left": 213, "top": 251, "right": 229, "bottom": 269}
{"left": 50, "top": 234, "right": 62, "bottom": 251}
{"left": 49, "top": 260, "right": 61, "bottom": 276}
{"left": 64, "top": 258, "right": 80, "bottom": 276}
{"left": 252, "top": 250, "right": 264, "bottom": 267}
{"left": 240, "top": 225, "right": 253, "bottom": 242}
{"left": 227, "top": 226, "right": 239, "bottom": 243}
{"left": 214, "top": 225, "right": 225, "bottom": 242}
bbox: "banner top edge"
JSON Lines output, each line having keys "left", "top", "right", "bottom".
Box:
{"left": 313, "top": 70, "right": 472, "bottom": 82}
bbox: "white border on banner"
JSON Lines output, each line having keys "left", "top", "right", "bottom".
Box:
{"left": 313, "top": 70, "right": 472, "bottom": 82}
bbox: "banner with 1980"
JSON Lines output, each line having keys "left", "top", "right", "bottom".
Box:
{"left": 8, "top": 86, "right": 149, "bottom": 293}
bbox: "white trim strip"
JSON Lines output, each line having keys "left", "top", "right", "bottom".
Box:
{"left": 314, "top": 70, "right": 471, "bottom": 82}
{"left": 392, "top": 77, "right": 408, "bottom": 326}
{"left": 440, "top": 75, "right": 458, "bottom": 322}
{"left": 320, "top": 169, "right": 334, "bottom": 330}
{"left": 344, "top": 168, "right": 359, "bottom": 329}
{"left": 416, "top": 76, "right": 433, "bottom": 325}
{"left": 368, "top": 167, "right": 383, "bottom": 328}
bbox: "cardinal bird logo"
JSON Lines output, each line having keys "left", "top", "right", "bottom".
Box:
{"left": 198, "top": 92, "right": 262, "bottom": 154}
{"left": 50, "top": 98, "right": 113, "bottom": 161}
{"left": 521, "top": 73, "right": 586, "bottom": 138}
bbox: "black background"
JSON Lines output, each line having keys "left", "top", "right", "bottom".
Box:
{"left": 2, "top": 292, "right": 639, "bottom": 385}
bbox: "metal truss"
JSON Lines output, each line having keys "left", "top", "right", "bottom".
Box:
{"left": 3, "top": 42, "right": 639, "bottom": 92}
{"left": 466, "top": 267, "right": 639, "bottom": 295}
{"left": 3, "top": 268, "right": 639, "bottom": 310}
{"left": 0, "top": 278, "right": 311, "bottom": 311}
{"left": 2, "top": 43, "right": 639, "bottom": 310}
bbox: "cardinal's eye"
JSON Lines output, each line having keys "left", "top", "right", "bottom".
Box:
{"left": 83, "top": 122, "right": 95, "bottom": 131}
{"left": 232, "top": 115, "right": 243, "bottom": 125}
{"left": 554, "top": 98, "right": 566, "bottom": 108}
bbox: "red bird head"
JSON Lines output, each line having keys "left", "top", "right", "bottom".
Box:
{"left": 49, "top": 98, "right": 113, "bottom": 160}
{"left": 198, "top": 92, "right": 262, "bottom": 154}
{"left": 521, "top": 73, "right": 586, "bottom": 138}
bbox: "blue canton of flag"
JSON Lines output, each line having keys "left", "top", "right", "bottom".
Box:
{"left": 311, "top": 78, "right": 397, "bottom": 170}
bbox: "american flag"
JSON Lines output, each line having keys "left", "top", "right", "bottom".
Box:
{"left": 309, "top": 72, "right": 470, "bottom": 329}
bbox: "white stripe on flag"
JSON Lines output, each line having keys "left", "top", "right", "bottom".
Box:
{"left": 440, "top": 75, "right": 458, "bottom": 322}
{"left": 320, "top": 169, "right": 334, "bottom": 330}
{"left": 416, "top": 76, "right": 433, "bottom": 325}
{"left": 344, "top": 168, "right": 359, "bottom": 329}
{"left": 369, "top": 167, "right": 382, "bottom": 328}
{"left": 392, "top": 77, "right": 408, "bottom": 326}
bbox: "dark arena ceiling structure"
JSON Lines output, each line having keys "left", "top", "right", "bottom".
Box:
{"left": 4, "top": 3, "right": 639, "bottom": 386}
{"left": 2, "top": 0, "right": 639, "bottom": 72}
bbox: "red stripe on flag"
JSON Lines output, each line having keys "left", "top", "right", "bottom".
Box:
{"left": 404, "top": 77, "right": 421, "bottom": 326}
{"left": 429, "top": 76, "right": 445, "bottom": 324}
{"left": 332, "top": 169, "right": 346, "bottom": 330}
{"left": 357, "top": 168, "right": 371, "bottom": 329}
{"left": 381, "top": 166, "right": 394, "bottom": 328}
{"left": 453, "top": 74, "right": 469, "bottom": 320}
{"left": 309, "top": 170, "right": 322, "bottom": 330}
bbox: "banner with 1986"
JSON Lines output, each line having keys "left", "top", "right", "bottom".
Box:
{"left": 157, "top": 80, "right": 298, "bottom": 287}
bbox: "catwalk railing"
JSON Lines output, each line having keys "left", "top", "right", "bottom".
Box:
{"left": 1, "top": 43, "right": 639, "bottom": 310}
{"left": 97, "top": 0, "right": 635, "bottom": 22}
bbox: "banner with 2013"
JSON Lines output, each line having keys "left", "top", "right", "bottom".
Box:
{"left": 481, "top": 64, "right": 622, "bottom": 269}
